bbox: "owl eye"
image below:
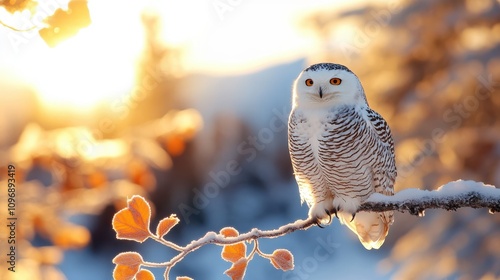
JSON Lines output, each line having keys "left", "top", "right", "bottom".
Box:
{"left": 305, "top": 79, "right": 314, "bottom": 86}
{"left": 330, "top": 78, "right": 342, "bottom": 85}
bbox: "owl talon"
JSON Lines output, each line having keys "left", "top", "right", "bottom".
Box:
{"left": 350, "top": 213, "right": 356, "bottom": 222}
{"left": 334, "top": 207, "right": 340, "bottom": 219}
{"left": 325, "top": 209, "right": 332, "bottom": 224}
{"left": 315, "top": 220, "right": 325, "bottom": 228}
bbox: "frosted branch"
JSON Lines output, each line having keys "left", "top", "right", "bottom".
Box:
{"left": 157, "top": 181, "right": 499, "bottom": 278}
{"left": 360, "top": 180, "right": 500, "bottom": 215}
{"left": 114, "top": 180, "right": 499, "bottom": 279}
{"left": 160, "top": 218, "right": 317, "bottom": 279}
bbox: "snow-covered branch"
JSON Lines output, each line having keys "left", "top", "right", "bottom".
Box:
{"left": 157, "top": 218, "right": 317, "bottom": 279}
{"left": 360, "top": 180, "right": 500, "bottom": 216}
{"left": 176, "top": 181, "right": 499, "bottom": 256}
{"left": 112, "top": 180, "right": 499, "bottom": 280}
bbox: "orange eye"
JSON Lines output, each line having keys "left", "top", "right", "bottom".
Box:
{"left": 305, "top": 79, "right": 314, "bottom": 86}
{"left": 330, "top": 78, "right": 342, "bottom": 85}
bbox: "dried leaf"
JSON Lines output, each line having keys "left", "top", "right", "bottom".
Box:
{"left": 2, "top": 0, "right": 37, "bottom": 14}
{"left": 156, "top": 215, "right": 180, "bottom": 239}
{"left": 113, "top": 264, "right": 140, "bottom": 280}
{"left": 136, "top": 269, "right": 155, "bottom": 280}
{"left": 112, "top": 252, "right": 143, "bottom": 280}
{"left": 221, "top": 243, "right": 247, "bottom": 263}
{"left": 220, "top": 227, "right": 246, "bottom": 263}
{"left": 112, "top": 196, "right": 152, "bottom": 242}
{"left": 269, "top": 249, "right": 294, "bottom": 271}
{"left": 220, "top": 227, "right": 239, "bottom": 237}
{"left": 224, "top": 258, "right": 248, "bottom": 280}
{"left": 39, "top": 0, "right": 91, "bottom": 47}
{"left": 113, "top": 252, "right": 143, "bottom": 266}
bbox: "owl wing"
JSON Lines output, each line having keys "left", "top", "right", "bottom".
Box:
{"left": 364, "top": 107, "right": 396, "bottom": 195}
{"left": 325, "top": 107, "right": 396, "bottom": 250}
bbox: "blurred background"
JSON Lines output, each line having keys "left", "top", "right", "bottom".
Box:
{"left": 0, "top": 0, "right": 499, "bottom": 279}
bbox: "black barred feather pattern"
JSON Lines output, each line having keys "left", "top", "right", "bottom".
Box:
{"left": 289, "top": 106, "right": 395, "bottom": 206}
{"left": 288, "top": 104, "right": 396, "bottom": 249}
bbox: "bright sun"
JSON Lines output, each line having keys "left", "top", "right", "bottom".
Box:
{"left": 19, "top": 0, "right": 146, "bottom": 111}
{"left": 7, "top": 0, "right": 358, "bottom": 112}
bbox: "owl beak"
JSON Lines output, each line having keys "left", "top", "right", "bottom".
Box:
{"left": 318, "top": 87, "right": 323, "bottom": 98}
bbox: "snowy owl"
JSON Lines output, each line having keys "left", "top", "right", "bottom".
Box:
{"left": 288, "top": 63, "right": 396, "bottom": 250}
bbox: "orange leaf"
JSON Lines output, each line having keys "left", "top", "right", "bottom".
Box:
{"left": 136, "top": 269, "right": 155, "bottom": 280}
{"left": 220, "top": 227, "right": 239, "bottom": 237}
{"left": 112, "top": 196, "right": 152, "bottom": 242}
{"left": 221, "top": 243, "right": 247, "bottom": 263}
{"left": 113, "top": 252, "right": 143, "bottom": 266}
{"left": 112, "top": 252, "right": 143, "bottom": 280}
{"left": 220, "top": 227, "right": 246, "bottom": 263}
{"left": 114, "top": 264, "right": 140, "bottom": 280}
{"left": 224, "top": 258, "right": 248, "bottom": 280}
{"left": 39, "top": 0, "right": 91, "bottom": 47}
{"left": 156, "top": 215, "right": 180, "bottom": 239}
{"left": 2, "top": 0, "right": 37, "bottom": 14}
{"left": 269, "top": 249, "right": 294, "bottom": 271}
{"left": 176, "top": 277, "right": 194, "bottom": 280}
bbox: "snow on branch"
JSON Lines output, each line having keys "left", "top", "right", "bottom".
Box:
{"left": 111, "top": 180, "right": 499, "bottom": 280}
{"left": 360, "top": 180, "right": 500, "bottom": 216}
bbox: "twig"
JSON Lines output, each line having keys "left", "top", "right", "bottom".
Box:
{"left": 156, "top": 218, "right": 316, "bottom": 279}
{"left": 0, "top": 20, "right": 37, "bottom": 32}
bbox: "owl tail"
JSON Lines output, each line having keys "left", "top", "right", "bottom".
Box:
{"left": 338, "top": 211, "right": 393, "bottom": 250}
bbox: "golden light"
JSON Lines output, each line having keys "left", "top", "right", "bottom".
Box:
{"left": 2, "top": 0, "right": 371, "bottom": 112}
{"left": 18, "top": 0, "right": 146, "bottom": 111}
{"left": 148, "top": 0, "right": 358, "bottom": 75}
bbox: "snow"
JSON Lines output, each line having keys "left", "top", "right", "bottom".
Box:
{"left": 436, "top": 180, "right": 498, "bottom": 196}
{"left": 366, "top": 180, "right": 499, "bottom": 203}
{"left": 201, "top": 231, "right": 218, "bottom": 243}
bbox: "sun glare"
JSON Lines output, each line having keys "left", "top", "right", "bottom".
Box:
{"left": 148, "top": 0, "right": 334, "bottom": 75}
{"left": 19, "top": 0, "right": 145, "bottom": 111}
{"left": 6, "top": 0, "right": 369, "bottom": 112}
{"left": 149, "top": 0, "right": 363, "bottom": 75}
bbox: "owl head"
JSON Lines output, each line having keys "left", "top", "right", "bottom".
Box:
{"left": 292, "top": 63, "right": 368, "bottom": 109}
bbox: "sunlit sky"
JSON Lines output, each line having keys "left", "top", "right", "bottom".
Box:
{"left": 0, "top": 0, "right": 369, "bottom": 110}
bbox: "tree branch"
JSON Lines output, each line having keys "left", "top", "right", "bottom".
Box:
{"left": 157, "top": 218, "right": 318, "bottom": 279}
{"left": 161, "top": 181, "right": 497, "bottom": 277}
{"left": 359, "top": 180, "right": 500, "bottom": 216}
{"left": 168, "top": 180, "right": 498, "bottom": 255}
{"left": 114, "top": 180, "right": 500, "bottom": 279}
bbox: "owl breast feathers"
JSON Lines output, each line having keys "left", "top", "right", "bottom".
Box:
{"left": 288, "top": 63, "right": 396, "bottom": 250}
